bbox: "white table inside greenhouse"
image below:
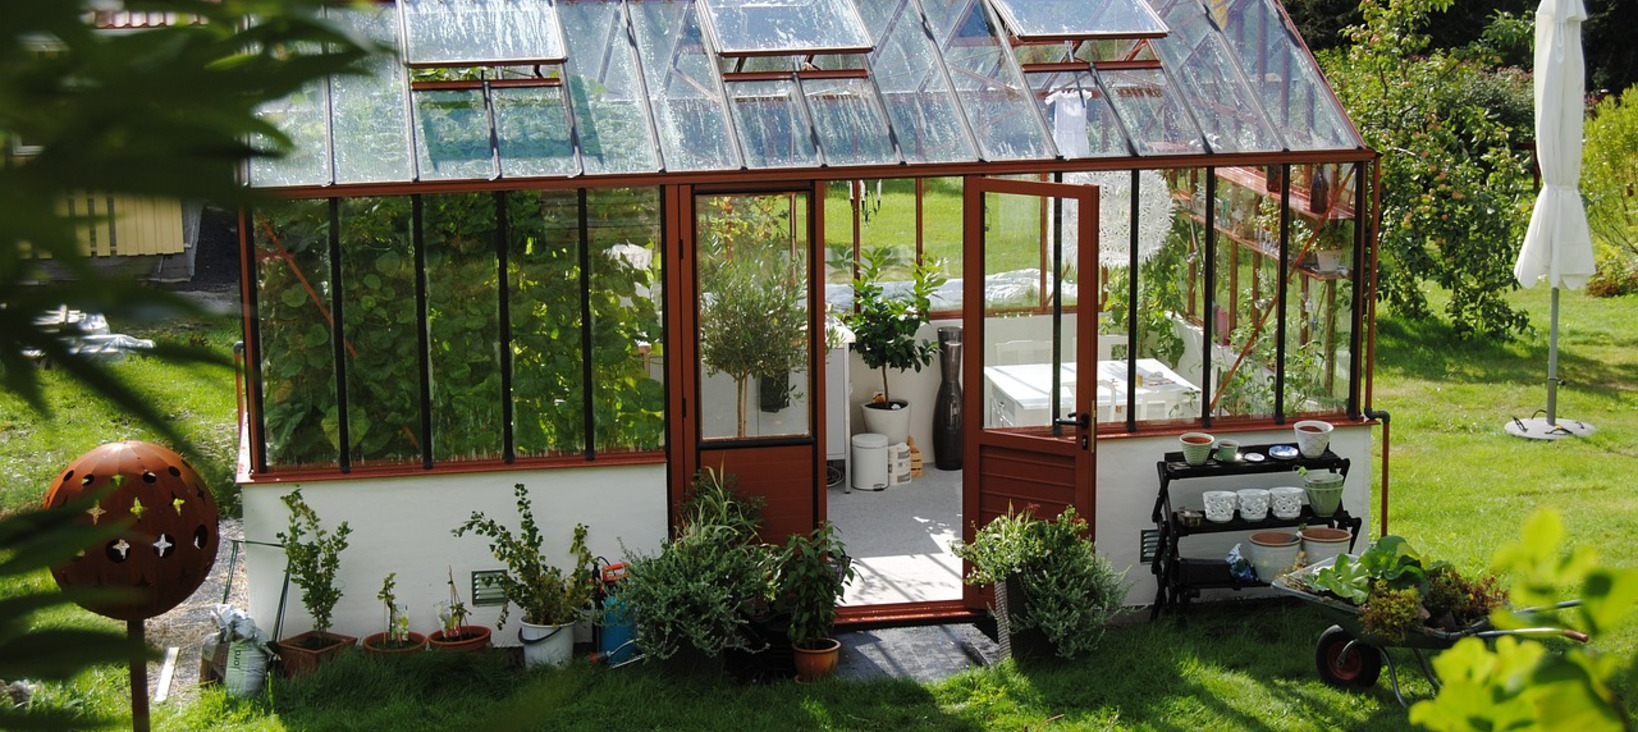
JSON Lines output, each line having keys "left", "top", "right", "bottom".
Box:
{"left": 983, "top": 359, "right": 1200, "bottom": 427}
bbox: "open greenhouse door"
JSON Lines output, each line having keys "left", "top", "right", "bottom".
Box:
{"left": 961, "top": 177, "right": 1099, "bottom": 612}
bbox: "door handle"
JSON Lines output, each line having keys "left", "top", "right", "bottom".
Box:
{"left": 1053, "top": 412, "right": 1090, "bottom": 429}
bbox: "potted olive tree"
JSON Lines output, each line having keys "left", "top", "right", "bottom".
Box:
{"left": 699, "top": 256, "right": 808, "bottom": 437}
{"left": 453, "top": 483, "right": 598, "bottom": 667}
{"left": 846, "top": 246, "right": 945, "bottom": 444}
{"left": 275, "top": 489, "right": 356, "bottom": 676}
{"left": 778, "top": 522, "right": 854, "bottom": 682}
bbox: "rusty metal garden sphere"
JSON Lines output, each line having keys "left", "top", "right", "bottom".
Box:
{"left": 42, "top": 441, "right": 220, "bottom": 621}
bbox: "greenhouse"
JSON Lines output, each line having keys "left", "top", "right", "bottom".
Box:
{"left": 237, "top": 0, "right": 1382, "bottom": 635}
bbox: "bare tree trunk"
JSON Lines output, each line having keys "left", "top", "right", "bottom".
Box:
{"left": 736, "top": 376, "right": 749, "bottom": 437}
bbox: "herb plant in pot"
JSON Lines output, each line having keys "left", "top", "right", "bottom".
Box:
{"left": 452, "top": 483, "right": 598, "bottom": 668}
{"left": 362, "top": 572, "right": 426, "bottom": 656}
{"left": 953, "top": 504, "right": 1128, "bottom": 660}
{"left": 846, "top": 246, "right": 946, "bottom": 444}
{"left": 275, "top": 489, "right": 356, "bottom": 676}
{"left": 428, "top": 566, "right": 491, "bottom": 652}
{"left": 778, "top": 522, "right": 855, "bottom": 682}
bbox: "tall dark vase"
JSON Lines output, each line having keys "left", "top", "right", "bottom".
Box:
{"left": 933, "top": 326, "right": 964, "bottom": 470}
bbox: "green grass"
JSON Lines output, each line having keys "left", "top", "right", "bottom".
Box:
{"left": 8, "top": 286, "right": 1638, "bottom": 730}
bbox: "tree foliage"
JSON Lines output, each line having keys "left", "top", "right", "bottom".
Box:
{"left": 1583, "top": 87, "right": 1638, "bottom": 262}
{"left": 1320, "top": 0, "right": 1535, "bottom": 339}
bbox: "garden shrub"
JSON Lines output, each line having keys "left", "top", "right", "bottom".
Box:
{"left": 1583, "top": 86, "right": 1638, "bottom": 267}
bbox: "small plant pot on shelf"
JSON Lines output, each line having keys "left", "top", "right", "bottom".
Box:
{"left": 428, "top": 625, "right": 492, "bottom": 653}
{"left": 1300, "top": 527, "right": 1352, "bottom": 567}
{"left": 1302, "top": 472, "right": 1346, "bottom": 517}
{"left": 362, "top": 631, "right": 427, "bottom": 657}
{"left": 276, "top": 631, "right": 356, "bottom": 677}
{"left": 1179, "top": 432, "right": 1215, "bottom": 466}
{"left": 1248, "top": 531, "right": 1301, "bottom": 582}
{"left": 792, "top": 637, "right": 842, "bottom": 682}
{"left": 1293, "top": 420, "right": 1333, "bottom": 458}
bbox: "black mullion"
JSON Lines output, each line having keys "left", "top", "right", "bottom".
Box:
{"left": 578, "top": 189, "right": 596, "bottom": 460}
{"left": 328, "top": 198, "right": 351, "bottom": 473}
{"left": 1274, "top": 165, "right": 1290, "bottom": 423}
{"left": 1125, "top": 170, "right": 1140, "bottom": 432}
{"left": 413, "top": 196, "right": 434, "bottom": 470}
{"left": 245, "top": 207, "right": 270, "bottom": 474}
{"left": 497, "top": 192, "right": 515, "bottom": 463}
{"left": 1200, "top": 170, "right": 1216, "bottom": 428}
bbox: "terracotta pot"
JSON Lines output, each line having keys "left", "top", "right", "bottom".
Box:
{"left": 276, "top": 630, "right": 356, "bottom": 677}
{"left": 792, "top": 637, "right": 841, "bottom": 682}
{"left": 428, "top": 625, "right": 492, "bottom": 653}
{"left": 362, "top": 631, "right": 427, "bottom": 656}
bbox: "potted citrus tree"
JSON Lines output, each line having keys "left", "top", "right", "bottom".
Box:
{"left": 362, "top": 572, "right": 426, "bottom": 656}
{"left": 274, "top": 489, "right": 356, "bottom": 675}
{"left": 845, "top": 246, "right": 945, "bottom": 444}
{"left": 778, "top": 521, "right": 854, "bottom": 682}
{"left": 452, "top": 483, "right": 598, "bottom": 667}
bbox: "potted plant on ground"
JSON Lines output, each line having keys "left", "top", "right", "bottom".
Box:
{"left": 953, "top": 504, "right": 1129, "bottom": 661}
{"left": 274, "top": 489, "right": 356, "bottom": 676}
{"left": 362, "top": 572, "right": 426, "bottom": 656}
{"left": 428, "top": 566, "right": 491, "bottom": 652}
{"left": 778, "top": 522, "right": 855, "bottom": 682}
{"left": 845, "top": 246, "right": 946, "bottom": 444}
{"left": 453, "top": 483, "right": 598, "bottom": 668}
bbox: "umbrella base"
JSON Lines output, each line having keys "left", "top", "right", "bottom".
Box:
{"left": 1504, "top": 416, "right": 1596, "bottom": 441}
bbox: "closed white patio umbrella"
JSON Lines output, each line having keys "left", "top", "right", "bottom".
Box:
{"left": 1507, "top": 0, "right": 1597, "bottom": 440}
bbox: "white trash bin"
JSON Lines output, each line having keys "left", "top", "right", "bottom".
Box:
{"left": 851, "top": 433, "right": 889, "bottom": 491}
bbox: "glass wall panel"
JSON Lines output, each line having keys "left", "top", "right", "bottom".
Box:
{"left": 980, "top": 188, "right": 1072, "bottom": 430}
{"left": 400, "top": 0, "right": 567, "bottom": 66}
{"left": 696, "top": 192, "right": 812, "bottom": 441}
{"left": 629, "top": 0, "right": 739, "bottom": 171}
{"left": 1148, "top": 0, "right": 1281, "bottom": 153}
{"left": 509, "top": 190, "right": 587, "bottom": 457}
{"left": 805, "top": 77, "right": 898, "bottom": 167}
{"left": 585, "top": 188, "right": 666, "bottom": 453}
{"left": 1027, "top": 70, "right": 1132, "bottom": 158}
{"left": 413, "top": 89, "right": 497, "bottom": 180}
{"left": 822, "top": 178, "right": 963, "bottom": 313}
{"left": 329, "top": 4, "right": 413, "bottom": 184}
{"left": 339, "top": 198, "right": 421, "bottom": 466}
{"left": 494, "top": 86, "right": 578, "bottom": 178}
{"left": 255, "top": 200, "right": 337, "bottom": 467}
{"left": 423, "top": 193, "right": 504, "bottom": 463}
{"left": 921, "top": 0, "right": 1053, "bottom": 161}
{"left": 559, "top": 1, "right": 661, "bottom": 175}
{"left": 1211, "top": 0, "right": 1359, "bottom": 150}
{"left": 1097, "top": 67, "right": 1206, "bottom": 155}
{"left": 250, "top": 79, "right": 330, "bottom": 187}
{"left": 727, "top": 80, "right": 819, "bottom": 169}
{"left": 699, "top": 0, "right": 871, "bottom": 54}
{"left": 989, "top": 0, "right": 1167, "bottom": 39}
{"left": 861, "top": 0, "right": 975, "bottom": 164}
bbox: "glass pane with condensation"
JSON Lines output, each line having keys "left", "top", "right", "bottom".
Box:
{"left": 989, "top": 0, "right": 1167, "bottom": 39}
{"left": 699, "top": 0, "right": 872, "bottom": 54}
{"left": 1147, "top": 0, "right": 1281, "bottom": 153}
{"left": 629, "top": 0, "right": 739, "bottom": 171}
{"left": 860, "top": 0, "right": 975, "bottom": 163}
{"left": 249, "top": 79, "right": 330, "bottom": 187}
{"left": 920, "top": 0, "right": 1053, "bottom": 161}
{"left": 805, "top": 77, "right": 897, "bottom": 166}
{"left": 413, "top": 89, "right": 497, "bottom": 180}
{"left": 1026, "top": 70, "right": 1132, "bottom": 158}
{"left": 727, "top": 79, "right": 818, "bottom": 168}
{"left": 558, "top": 1, "right": 660, "bottom": 174}
{"left": 328, "top": 5, "right": 413, "bottom": 183}
{"left": 1206, "top": 0, "right": 1358, "bottom": 150}
{"left": 1098, "top": 67, "right": 1206, "bottom": 155}
{"left": 495, "top": 86, "right": 578, "bottom": 177}
{"left": 400, "top": 0, "right": 566, "bottom": 66}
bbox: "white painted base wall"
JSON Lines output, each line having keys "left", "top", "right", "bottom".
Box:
{"left": 242, "top": 464, "right": 667, "bottom": 646}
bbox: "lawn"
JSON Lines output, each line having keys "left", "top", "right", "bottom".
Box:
{"left": 6, "top": 285, "right": 1636, "bottom": 730}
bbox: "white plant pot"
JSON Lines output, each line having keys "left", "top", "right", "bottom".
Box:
{"left": 860, "top": 400, "right": 912, "bottom": 445}
{"left": 518, "top": 620, "right": 574, "bottom": 668}
{"left": 1293, "top": 420, "right": 1333, "bottom": 458}
{"left": 1300, "top": 527, "right": 1352, "bottom": 568}
{"left": 1248, "top": 531, "right": 1301, "bottom": 582}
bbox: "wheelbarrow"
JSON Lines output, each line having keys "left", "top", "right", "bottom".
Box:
{"left": 1271, "top": 558, "right": 1586, "bottom": 706}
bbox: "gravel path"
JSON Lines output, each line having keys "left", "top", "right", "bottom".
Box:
{"left": 140, "top": 516, "right": 250, "bottom": 710}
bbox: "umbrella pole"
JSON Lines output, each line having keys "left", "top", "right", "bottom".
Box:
{"left": 1547, "top": 286, "right": 1560, "bottom": 424}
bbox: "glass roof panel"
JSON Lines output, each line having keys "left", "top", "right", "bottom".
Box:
{"left": 1146, "top": 0, "right": 1280, "bottom": 153}
{"left": 412, "top": 89, "right": 497, "bottom": 180}
{"left": 860, "top": 0, "right": 975, "bottom": 163}
{"left": 250, "top": 78, "right": 331, "bottom": 187}
{"left": 698, "top": 0, "right": 872, "bottom": 55}
{"left": 399, "top": 0, "right": 567, "bottom": 66}
{"left": 920, "top": 0, "right": 1054, "bottom": 161}
{"left": 804, "top": 76, "right": 899, "bottom": 166}
{"left": 726, "top": 79, "right": 819, "bottom": 168}
{"left": 328, "top": 5, "right": 413, "bottom": 184}
{"left": 1095, "top": 67, "right": 1207, "bottom": 155}
{"left": 629, "top": 0, "right": 740, "bottom": 171}
{"left": 988, "top": 0, "right": 1168, "bottom": 40}
{"left": 1026, "top": 70, "right": 1131, "bottom": 158}
{"left": 558, "top": 1, "right": 660, "bottom": 174}
{"left": 1207, "top": 0, "right": 1359, "bottom": 150}
{"left": 494, "top": 86, "right": 579, "bottom": 177}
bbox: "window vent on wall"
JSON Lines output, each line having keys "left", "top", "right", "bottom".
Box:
{"left": 1139, "top": 529, "right": 1160, "bottom": 564}
{"left": 472, "top": 570, "right": 508, "bottom": 606}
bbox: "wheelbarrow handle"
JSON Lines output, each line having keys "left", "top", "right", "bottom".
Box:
{"left": 1473, "top": 627, "right": 1590, "bottom": 643}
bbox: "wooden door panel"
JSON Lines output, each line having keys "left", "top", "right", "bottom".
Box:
{"left": 698, "top": 444, "right": 817, "bottom": 543}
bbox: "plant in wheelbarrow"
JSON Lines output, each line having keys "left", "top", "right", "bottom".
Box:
{"left": 776, "top": 521, "right": 855, "bottom": 682}
{"left": 952, "top": 504, "right": 1129, "bottom": 660}
{"left": 453, "top": 483, "right": 598, "bottom": 668}
{"left": 275, "top": 489, "right": 356, "bottom": 676}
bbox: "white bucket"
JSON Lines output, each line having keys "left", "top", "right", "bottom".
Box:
{"left": 518, "top": 621, "right": 574, "bottom": 668}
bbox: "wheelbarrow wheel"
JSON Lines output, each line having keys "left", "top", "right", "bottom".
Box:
{"left": 1315, "top": 625, "right": 1381, "bottom": 691}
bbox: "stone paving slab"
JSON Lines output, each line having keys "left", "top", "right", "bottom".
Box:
{"left": 834, "top": 623, "right": 1000, "bottom": 683}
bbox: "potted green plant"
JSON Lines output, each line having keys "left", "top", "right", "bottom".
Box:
{"left": 452, "top": 483, "right": 598, "bottom": 667}
{"left": 952, "top": 504, "right": 1129, "bottom": 660}
{"left": 698, "top": 252, "right": 808, "bottom": 437}
{"left": 362, "top": 572, "right": 426, "bottom": 656}
{"left": 274, "top": 489, "right": 356, "bottom": 676}
{"left": 777, "top": 522, "right": 855, "bottom": 682}
{"left": 428, "top": 566, "right": 491, "bottom": 652}
{"left": 845, "top": 246, "right": 946, "bottom": 443}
